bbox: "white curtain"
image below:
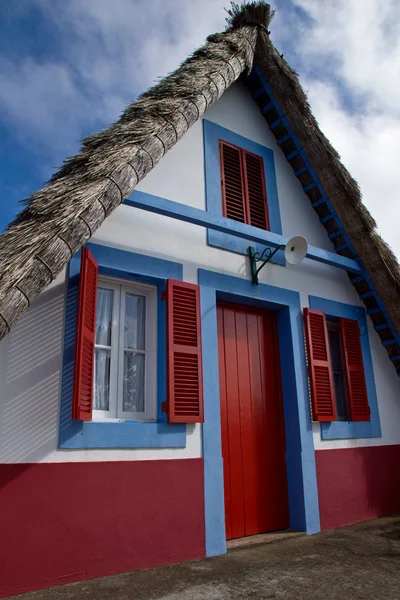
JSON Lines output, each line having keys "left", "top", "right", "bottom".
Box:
{"left": 94, "top": 288, "right": 113, "bottom": 411}
{"left": 124, "top": 293, "right": 145, "bottom": 349}
{"left": 123, "top": 293, "right": 146, "bottom": 412}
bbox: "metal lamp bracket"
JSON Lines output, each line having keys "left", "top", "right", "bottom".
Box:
{"left": 248, "top": 245, "right": 283, "bottom": 285}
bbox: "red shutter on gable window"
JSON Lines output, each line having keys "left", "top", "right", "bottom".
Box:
{"left": 303, "top": 308, "right": 336, "bottom": 422}
{"left": 220, "top": 140, "right": 246, "bottom": 223}
{"left": 165, "top": 279, "right": 204, "bottom": 423}
{"left": 72, "top": 247, "right": 98, "bottom": 421}
{"left": 244, "top": 151, "right": 270, "bottom": 230}
{"left": 219, "top": 140, "right": 269, "bottom": 230}
{"left": 339, "top": 318, "right": 370, "bottom": 422}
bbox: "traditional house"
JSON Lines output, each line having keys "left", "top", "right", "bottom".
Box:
{"left": 1, "top": 2, "right": 400, "bottom": 597}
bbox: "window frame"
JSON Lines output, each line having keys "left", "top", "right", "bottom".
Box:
{"left": 59, "top": 243, "right": 186, "bottom": 449}
{"left": 309, "top": 295, "right": 381, "bottom": 440}
{"left": 93, "top": 277, "right": 157, "bottom": 423}
{"left": 203, "top": 119, "right": 284, "bottom": 266}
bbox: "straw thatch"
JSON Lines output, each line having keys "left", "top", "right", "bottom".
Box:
{"left": 0, "top": 2, "right": 399, "bottom": 372}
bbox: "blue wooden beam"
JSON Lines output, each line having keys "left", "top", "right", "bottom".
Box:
{"left": 261, "top": 101, "right": 274, "bottom": 114}
{"left": 277, "top": 134, "right": 291, "bottom": 146}
{"left": 312, "top": 197, "right": 328, "bottom": 208}
{"left": 124, "top": 191, "right": 362, "bottom": 274}
{"left": 374, "top": 324, "right": 389, "bottom": 332}
{"left": 269, "top": 118, "right": 282, "bottom": 130}
{"left": 294, "top": 166, "right": 308, "bottom": 177}
{"left": 350, "top": 274, "right": 366, "bottom": 284}
{"left": 320, "top": 214, "right": 335, "bottom": 224}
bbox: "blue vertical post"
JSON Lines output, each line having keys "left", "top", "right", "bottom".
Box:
{"left": 200, "top": 286, "right": 227, "bottom": 556}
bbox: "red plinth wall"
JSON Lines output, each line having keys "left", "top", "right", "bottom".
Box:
{"left": 0, "top": 459, "right": 205, "bottom": 598}
{"left": 316, "top": 444, "right": 400, "bottom": 530}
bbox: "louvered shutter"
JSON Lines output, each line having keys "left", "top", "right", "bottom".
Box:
{"left": 303, "top": 308, "right": 336, "bottom": 422}
{"left": 165, "top": 279, "right": 204, "bottom": 423}
{"left": 72, "top": 247, "right": 98, "bottom": 421}
{"left": 219, "top": 140, "right": 246, "bottom": 223}
{"left": 244, "top": 150, "right": 270, "bottom": 230}
{"left": 339, "top": 318, "right": 370, "bottom": 422}
{"left": 219, "top": 140, "right": 270, "bottom": 231}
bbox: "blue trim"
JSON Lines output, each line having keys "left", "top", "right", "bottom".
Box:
{"left": 59, "top": 243, "right": 186, "bottom": 449}
{"left": 202, "top": 119, "right": 285, "bottom": 266}
{"left": 309, "top": 295, "right": 382, "bottom": 440}
{"left": 248, "top": 64, "right": 400, "bottom": 373}
{"left": 200, "top": 286, "right": 227, "bottom": 557}
{"left": 200, "top": 269, "right": 320, "bottom": 555}
{"left": 124, "top": 192, "right": 362, "bottom": 274}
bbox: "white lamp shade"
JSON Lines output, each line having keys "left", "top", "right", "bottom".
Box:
{"left": 284, "top": 236, "right": 308, "bottom": 265}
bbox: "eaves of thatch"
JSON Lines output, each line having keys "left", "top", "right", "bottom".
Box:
{"left": 0, "top": 2, "right": 399, "bottom": 376}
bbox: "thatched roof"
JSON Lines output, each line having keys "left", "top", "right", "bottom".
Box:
{"left": 0, "top": 2, "right": 399, "bottom": 375}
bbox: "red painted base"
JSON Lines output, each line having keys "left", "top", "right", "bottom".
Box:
{"left": 316, "top": 444, "right": 400, "bottom": 531}
{"left": 0, "top": 459, "right": 205, "bottom": 598}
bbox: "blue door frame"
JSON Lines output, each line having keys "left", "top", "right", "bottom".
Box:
{"left": 199, "top": 269, "right": 320, "bottom": 557}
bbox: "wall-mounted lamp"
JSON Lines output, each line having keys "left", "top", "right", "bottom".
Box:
{"left": 248, "top": 236, "right": 308, "bottom": 285}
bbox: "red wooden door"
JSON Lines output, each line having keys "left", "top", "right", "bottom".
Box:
{"left": 217, "top": 303, "right": 289, "bottom": 540}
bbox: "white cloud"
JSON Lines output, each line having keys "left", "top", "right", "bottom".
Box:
{"left": 0, "top": 0, "right": 228, "bottom": 159}
{"left": 289, "top": 0, "right": 400, "bottom": 257}
{"left": 0, "top": 58, "right": 88, "bottom": 151}
{"left": 0, "top": 0, "right": 398, "bottom": 258}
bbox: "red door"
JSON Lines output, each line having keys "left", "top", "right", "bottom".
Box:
{"left": 217, "top": 303, "right": 289, "bottom": 540}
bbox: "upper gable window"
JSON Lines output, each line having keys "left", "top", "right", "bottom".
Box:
{"left": 219, "top": 140, "right": 270, "bottom": 231}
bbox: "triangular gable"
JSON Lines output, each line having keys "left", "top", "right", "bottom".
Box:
{"left": 0, "top": 2, "right": 398, "bottom": 376}
{"left": 243, "top": 34, "right": 400, "bottom": 376}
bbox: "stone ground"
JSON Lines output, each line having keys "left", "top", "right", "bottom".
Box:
{"left": 11, "top": 517, "right": 400, "bottom": 600}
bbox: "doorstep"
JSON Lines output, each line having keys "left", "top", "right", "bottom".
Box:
{"left": 227, "top": 530, "right": 305, "bottom": 551}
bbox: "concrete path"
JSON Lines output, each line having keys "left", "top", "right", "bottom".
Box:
{"left": 11, "top": 517, "right": 400, "bottom": 600}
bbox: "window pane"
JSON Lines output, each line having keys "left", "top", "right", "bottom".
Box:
{"left": 334, "top": 372, "right": 348, "bottom": 420}
{"left": 94, "top": 348, "right": 111, "bottom": 410}
{"left": 96, "top": 288, "right": 114, "bottom": 346}
{"left": 328, "top": 325, "right": 349, "bottom": 421}
{"left": 123, "top": 352, "right": 145, "bottom": 412}
{"left": 328, "top": 329, "right": 342, "bottom": 371}
{"left": 124, "top": 293, "right": 146, "bottom": 350}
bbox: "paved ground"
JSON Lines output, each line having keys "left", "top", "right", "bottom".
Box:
{"left": 11, "top": 517, "right": 400, "bottom": 600}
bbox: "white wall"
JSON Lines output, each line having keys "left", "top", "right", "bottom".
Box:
{"left": 0, "top": 272, "right": 201, "bottom": 463}
{"left": 1, "top": 80, "right": 399, "bottom": 463}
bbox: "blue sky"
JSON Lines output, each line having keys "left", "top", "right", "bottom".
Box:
{"left": 1, "top": 0, "right": 399, "bottom": 258}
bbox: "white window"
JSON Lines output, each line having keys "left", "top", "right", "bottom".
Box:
{"left": 93, "top": 277, "right": 157, "bottom": 421}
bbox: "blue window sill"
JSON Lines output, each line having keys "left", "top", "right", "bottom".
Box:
{"left": 59, "top": 242, "right": 186, "bottom": 449}
{"left": 309, "top": 295, "right": 382, "bottom": 440}
{"left": 320, "top": 420, "right": 381, "bottom": 441}
{"left": 203, "top": 119, "right": 285, "bottom": 266}
{"left": 59, "top": 421, "right": 186, "bottom": 449}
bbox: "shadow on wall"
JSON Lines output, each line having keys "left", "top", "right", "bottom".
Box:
{"left": 359, "top": 342, "right": 400, "bottom": 524}
{"left": 0, "top": 283, "right": 66, "bottom": 464}
{"left": 317, "top": 444, "right": 400, "bottom": 530}
{"left": 360, "top": 446, "right": 400, "bottom": 524}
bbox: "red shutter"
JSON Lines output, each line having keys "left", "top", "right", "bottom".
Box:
{"left": 303, "top": 308, "right": 336, "bottom": 422}
{"left": 165, "top": 279, "right": 204, "bottom": 423}
{"left": 72, "top": 247, "right": 98, "bottom": 421}
{"left": 219, "top": 140, "right": 269, "bottom": 231}
{"left": 243, "top": 150, "right": 270, "bottom": 230}
{"left": 339, "top": 318, "right": 370, "bottom": 422}
{"left": 219, "top": 140, "right": 246, "bottom": 224}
